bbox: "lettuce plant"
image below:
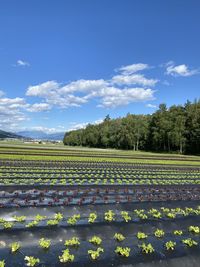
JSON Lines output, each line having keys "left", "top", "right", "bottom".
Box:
{"left": 137, "top": 232, "right": 148, "bottom": 239}
{"left": 173, "top": 230, "right": 183, "bottom": 235}
{"left": 26, "top": 221, "right": 39, "bottom": 228}
{"left": 39, "top": 238, "right": 51, "bottom": 249}
{"left": 54, "top": 213, "right": 63, "bottom": 221}
{"left": 10, "top": 242, "right": 20, "bottom": 253}
{"left": 59, "top": 249, "right": 74, "bottom": 263}
{"left": 88, "top": 213, "right": 97, "bottom": 223}
{"left": 188, "top": 226, "right": 200, "bottom": 234}
{"left": 24, "top": 256, "right": 40, "bottom": 266}
{"left": 104, "top": 210, "right": 115, "bottom": 222}
{"left": 35, "top": 214, "right": 46, "bottom": 221}
{"left": 47, "top": 219, "right": 59, "bottom": 226}
{"left": 154, "top": 229, "right": 165, "bottom": 238}
{"left": 88, "top": 247, "right": 104, "bottom": 260}
{"left": 89, "top": 236, "right": 102, "bottom": 245}
{"left": 182, "top": 238, "right": 198, "bottom": 247}
{"left": 3, "top": 222, "right": 14, "bottom": 229}
{"left": 165, "top": 241, "right": 176, "bottom": 250}
{"left": 67, "top": 214, "right": 80, "bottom": 225}
{"left": 114, "top": 233, "right": 125, "bottom": 242}
{"left": 139, "top": 243, "right": 154, "bottom": 254}
{"left": 65, "top": 237, "right": 80, "bottom": 247}
{"left": 115, "top": 246, "right": 130, "bottom": 257}
{"left": 121, "top": 211, "right": 131, "bottom": 222}
{"left": 13, "top": 216, "right": 26, "bottom": 222}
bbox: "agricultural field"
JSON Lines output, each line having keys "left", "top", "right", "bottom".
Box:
{"left": 0, "top": 143, "right": 200, "bottom": 267}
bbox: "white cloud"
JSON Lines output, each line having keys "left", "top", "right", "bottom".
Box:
{"left": 26, "top": 81, "right": 59, "bottom": 96}
{"left": 98, "top": 88, "right": 155, "bottom": 108}
{"left": 116, "top": 63, "right": 149, "bottom": 75}
{"left": 112, "top": 73, "right": 158, "bottom": 87}
{"left": 69, "top": 119, "right": 103, "bottom": 131}
{"left": 16, "top": 59, "right": 30, "bottom": 67}
{"left": 0, "top": 94, "right": 28, "bottom": 131}
{"left": 166, "top": 61, "right": 199, "bottom": 77}
{"left": 28, "top": 126, "right": 65, "bottom": 134}
{"left": 26, "top": 103, "right": 51, "bottom": 112}
{"left": 112, "top": 63, "right": 158, "bottom": 87}
{"left": 60, "top": 79, "right": 108, "bottom": 94}
{"left": 146, "top": 103, "right": 157, "bottom": 108}
{"left": 25, "top": 63, "right": 157, "bottom": 109}
{"left": 0, "top": 90, "right": 5, "bottom": 97}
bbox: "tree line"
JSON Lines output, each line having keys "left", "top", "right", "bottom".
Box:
{"left": 63, "top": 100, "right": 200, "bottom": 154}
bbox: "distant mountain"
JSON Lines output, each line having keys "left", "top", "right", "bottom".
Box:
{"left": 0, "top": 130, "right": 25, "bottom": 139}
{"left": 17, "top": 131, "right": 65, "bottom": 141}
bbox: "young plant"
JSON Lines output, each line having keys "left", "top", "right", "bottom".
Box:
{"left": 104, "top": 210, "right": 115, "bottom": 222}
{"left": 121, "top": 211, "right": 131, "bottom": 222}
{"left": 26, "top": 221, "right": 39, "bottom": 228}
{"left": 154, "top": 229, "right": 165, "bottom": 238}
{"left": 137, "top": 232, "right": 148, "bottom": 239}
{"left": 65, "top": 237, "right": 80, "bottom": 247}
{"left": 13, "top": 215, "right": 26, "bottom": 223}
{"left": 89, "top": 236, "right": 102, "bottom": 246}
{"left": 9, "top": 242, "right": 20, "bottom": 253}
{"left": 3, "top": 222, "right": 14, "bottom": 229}
{"left": 167, "top": 212, "right": 176, "bottom": 219}
{"left": 0, "top": 261, "right": 5, "bottom": 267}
{"left": 88, "top": 213, "right": 97, "bottom": 223}
{"left": 54, "top": 212, "right": 63, "bottom": 221}
{"left": 88, "top": 247, "right": 104, "bottom": 260}
{"left": 139, "top": 243, "right": 155, "bottom": 254}
{"left": 35, "top": 214, "right": 46, "bottom": 221}
{"left": 115, "top": 246, "right": 131, "bottom": 257}
{"left": 24, "top": 256, "right": 40, "bottom": 267}
{"left": 67, "top": 214, "right": 80, "bottom": 225}
{"left": 39, "top": 238, "right": 51, "bottom": 249}
{"left": 114, "top": 233, "right": 125, "bottom": 242}
{"left": 182, "top": 238, "right": 198, "bottom": 247}
{"left": 165, "top": 241, "right": 176, "bottom": 251}
{"left": 47, "top": 219, "right": 59, "bottom": 226}
{"left": 188, "top": 226, "right": 200, "bottom": 234}
{"left": 59, "top": 249, "right": 74, "bottom": 263}
{"left": 173, "top": 230, "right": 183, "bottom": 236}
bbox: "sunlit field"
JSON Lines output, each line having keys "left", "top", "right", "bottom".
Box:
{"left": 0, "top": 142, "right": 199, "bottom": 266}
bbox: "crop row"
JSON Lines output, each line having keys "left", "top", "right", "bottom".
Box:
{"left": 1, "top": 159, "right": 199, "bottom": 170}
{"left": 0, "top": 226, "right": 200, "bottom": 266}
{"left": 1, "top": 177, "right": 200, "bottom": 185}
{"left": 0, "top": 206, "right": 200, "bottom": 229}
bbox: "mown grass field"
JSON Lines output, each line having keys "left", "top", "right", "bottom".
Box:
{"left": 0, "top": 141, "right": 200, "bottom": 166}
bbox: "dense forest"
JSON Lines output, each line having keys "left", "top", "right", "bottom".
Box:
{"left": 63, "top": 100, "right": 200, "bottom": 154}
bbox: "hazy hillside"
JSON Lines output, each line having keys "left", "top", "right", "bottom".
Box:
{"left": 0, "top": 130, "right": 24, "bottom": 139}
{"left": 17, "top": 131, "right": 65, "bottom": 141}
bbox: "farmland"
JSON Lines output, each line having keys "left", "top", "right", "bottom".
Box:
{"left": 0, "top": 142, "right": 200, "bottom": 267}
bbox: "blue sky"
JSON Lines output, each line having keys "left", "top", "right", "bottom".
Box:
{"left": 0, "top": 0, "right": 200, "bottom": 133}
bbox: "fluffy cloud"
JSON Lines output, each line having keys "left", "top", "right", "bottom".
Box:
{"left": 98, "top": 88, "right": 155, "bottom": 108}
{"left": 116, "top": 63, "right": 149, "bottom": 75}
{"left": 112, "top": 73, "right": 158, "bottom": 87}
{"left": 146, "top": 103, "right": 157, "bottom": 108}
{"left": 26, "top": 81, "right": 59, "bottom": 96}
{"left": 26, "top": 103, "right": 51, "bottom": 112}
{"left": 166, "top": 61, "right": 199, "bottom": 77}
{"left": 16, "top": 59, "right": 30, "bottom": 67}
{"left": 69, "top": 119, "right": 103, "bottom": 131}
{"left": 0, "top": 95, "right": 28, "bottom": 131}
{"left": 112, "top": 63, "right": 158, "bottom": 87}
{"left": 60, "top": 79, "right": 108, "bottom": 94}
{"left": 28, "top": 126, "right": 65, "bottom": 134}
{"left": 25, "top": 63, "right": 157, "bottom": 109}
